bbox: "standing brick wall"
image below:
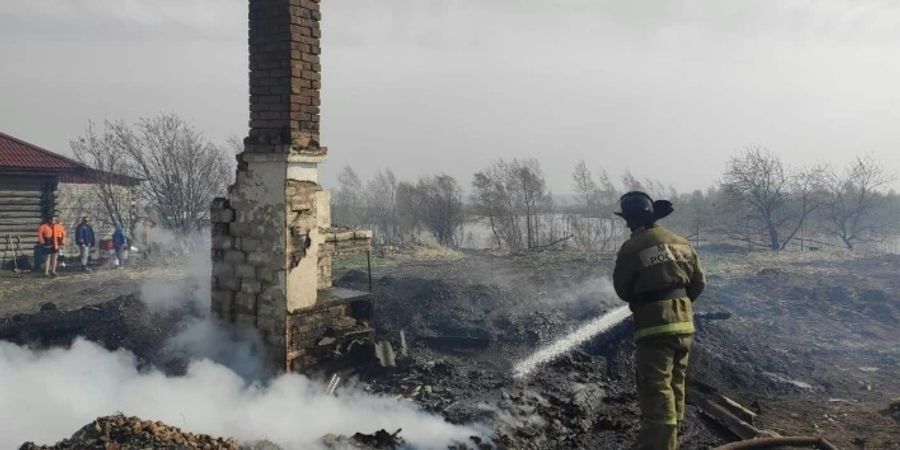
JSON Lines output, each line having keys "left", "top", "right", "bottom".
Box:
{"left": 211, "top": 0, "right": 372, "bottom": 372}
{"left": 248, "top": 0, "right": 322, "bottom": 151}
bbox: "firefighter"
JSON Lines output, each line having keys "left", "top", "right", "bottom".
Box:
{"left": 612, "top": 191, "right": 705, "bottom": 450}
{"left": 37, "top": 215, "right": 67, "bottom": 278}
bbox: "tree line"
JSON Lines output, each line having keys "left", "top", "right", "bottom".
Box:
{"left": 69, "top": 115, "right": 898, "bottom": 253}
{"left": 700, "top": 147, "right": 896, "bottom": 250}
{"left": 333, "top": 148, "right": 899, "bottom": 252}
{"left": 332, "top": 167, "right": 465, "bottom": 247}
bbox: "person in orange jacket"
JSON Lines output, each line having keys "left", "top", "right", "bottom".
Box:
{"left": 37, "top": 215, "right": 67, "bottom": 278}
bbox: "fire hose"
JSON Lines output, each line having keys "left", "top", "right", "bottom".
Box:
{"left": 714, "top": 436, "right": 838, "bottom": 450}
{"left": 705, "top": 399, "right": 838, "bottom": 450}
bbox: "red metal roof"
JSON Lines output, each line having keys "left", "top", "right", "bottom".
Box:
{"left": 0, "top": 130, "right": 86, "bottom": 170}
{"left": 0, "top": 131, "right": 140, "bottom": 185}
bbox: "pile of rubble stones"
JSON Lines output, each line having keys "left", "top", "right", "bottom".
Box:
{"left": 19, "top": 415, "right": 239, "bottom": 450}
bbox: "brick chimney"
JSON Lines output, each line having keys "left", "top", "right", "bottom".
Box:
{"left": 210, "top": 0, "right": 373, "bottom": 372}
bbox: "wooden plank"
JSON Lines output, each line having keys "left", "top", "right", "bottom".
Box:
{"left": 0, "top": 211, "right": 42, "bottom": 219}
{"left": 0, "top": 198, "right": 43, "bottom": 205}
{"left": 0, "top": 225, "right": 38, "bottom": 231}
{"left": 0, "top": 200, "right": 42, "bottom": 207}
{"left": 0, "top": 232, "right": 38, "bottom": 239}
{"left": 0, "top": 242, "right": 37, "bottom": 251}
{"left": 0, "top": 227, "right": 36, "bottom": 234}
{"left": 0, "top": 241, "right": 35, "bottom": 247}
{"left": 703, "top": 400, "right": 767, "bottom": 440}
{"left": 0, "top": 190, "right": 43, "bottom": 197}
{"left": 0, "top": 244, "right": 39, "bottom": 253}
{"left": 0, "top": 228, "right": 37, "bottom": 237}
{"left": 0, "top": 180, "right": 47, "bottom": 189}
{"left": 0, "top": 205, "right": 43, "bottom": 213}
{"left": 0, "top": 247, "right": 38, "bottom": 253}
{"left": 0, "top": 217, "right": 41, "bottom": 225}
{"left": 0, "top": 220, "right": 40, "bottom": 228}
{"left": 0, "top": 230, "right": 39, "bottom": 238}
{"left": 0, "top": 246, "right": 38, "bottom": 256}
{"left": 719, "top": 395, "right": 758, "bottom": 426}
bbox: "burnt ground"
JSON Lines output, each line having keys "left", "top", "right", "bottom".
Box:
{"left": 334, "top": 249, "right": 900, "bottom": 449}
{"left": 691, "top": 253, "right": 900, "bottom": 449}
{"left": 2, "top": 249, "right": 899, "bottom": 449}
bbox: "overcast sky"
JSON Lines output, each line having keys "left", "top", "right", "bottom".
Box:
{"left": 2, "top": 0, "right": 900, "bottom": 194}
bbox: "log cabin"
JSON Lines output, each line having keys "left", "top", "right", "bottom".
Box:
{"left": 0, "top": 131, "right": 139, "bottom": 263}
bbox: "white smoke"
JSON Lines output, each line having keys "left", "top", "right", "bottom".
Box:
{"left": 0, "top": 338, "right": 478, "bottom": 449}
{"left": 533, "top": 276, "right": 621, "bottom": 311}
{"left": 139, "top": 231, "right": 211, "bottom": 314}
{"left": 0, "top": 230, "right": 480, "bottom": 449}
{"left": 163, "top": 317, "right": 269, "bottom": 381}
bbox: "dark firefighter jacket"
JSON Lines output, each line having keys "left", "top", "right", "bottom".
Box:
{"left": 613, "top": 225, "right": 706, "bottom": 340}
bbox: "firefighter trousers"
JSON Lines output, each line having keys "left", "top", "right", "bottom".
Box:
{"left": 634, "top": 333, "right": 693, "bottom": 450}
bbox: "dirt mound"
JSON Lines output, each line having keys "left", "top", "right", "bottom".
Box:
{"left": 19, "top": 415, "right": 238, "bottom": 449}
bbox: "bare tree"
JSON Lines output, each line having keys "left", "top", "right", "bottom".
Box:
{"left": 412, "top": 174, "right": 465, "bottom": 247}
{"left": 822, "top": 156, "right": 895, "bottom": 249}
{"left": 333, "top": 166, "right": 365, "bottom": 228}
{"left": 780, "top": 166, "right": 826, "bottom": 250}
{"left": 569, "top": 161, "right": 619, "bottom": 250}
{"left": 573, "top": 161, "right": 601, "bottom": 213}
{"left": 721, "top": 147, "right": 789, "bottom": 250}
{"left": 669, "top": 189, "right": 712, "bottom": 247}
{"left": 394, "top": 181, "right": 422, "bottom": 243}
{"left": 365, "top": 169, "right": 403, "bottom": 244}
{"left": 224, "top": 135, "right": 243, "bottom": 178}
{"left": 70, "top": 122, "right": 138, "bottom": 233}
{"left": 471, "top": 170, "right": 510, "bottom": 248}
{"left": 620, "top": 170, "right": 676, "bottom": 202}
{"left": 510, "top": 159, "right": 548, "bottom": 249}
{"left": 621, "top": 170, "right": 646, "bottom": 193}
{"left": 567, "top": 215, "right": 617, "bottom": 251}
{"left": 471, "top": 159, "right": 554, "bottom": 250}
{"left": 108, "top": 114, "right": 232, "bottom": 233}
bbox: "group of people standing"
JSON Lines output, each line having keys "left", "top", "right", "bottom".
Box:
{"left": 36, "top": 216, "right": 129, "bottom": 277}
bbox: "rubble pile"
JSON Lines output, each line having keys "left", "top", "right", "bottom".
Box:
{"left": 366, "top": 350, "right": 680, "bottom": 449}
{"left": 344, "top": 255, "right": 738, "bottom": 449}
{"left": 19, "top": 415, "right": 238, "bottom": 450}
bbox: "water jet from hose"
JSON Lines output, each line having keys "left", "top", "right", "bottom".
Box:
{"left": 512, "top": 306, "right": 631, "bottom": 379}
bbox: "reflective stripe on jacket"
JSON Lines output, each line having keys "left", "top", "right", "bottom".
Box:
{"left": 613, "top": 225, "right": 705, "bottom": 340}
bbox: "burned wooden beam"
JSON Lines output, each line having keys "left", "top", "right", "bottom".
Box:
{"left": 703, "top": 400, "right": 769, "bottom": 440}
{"left": 719, "top": 394, "right": 758, "bottom": 426}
